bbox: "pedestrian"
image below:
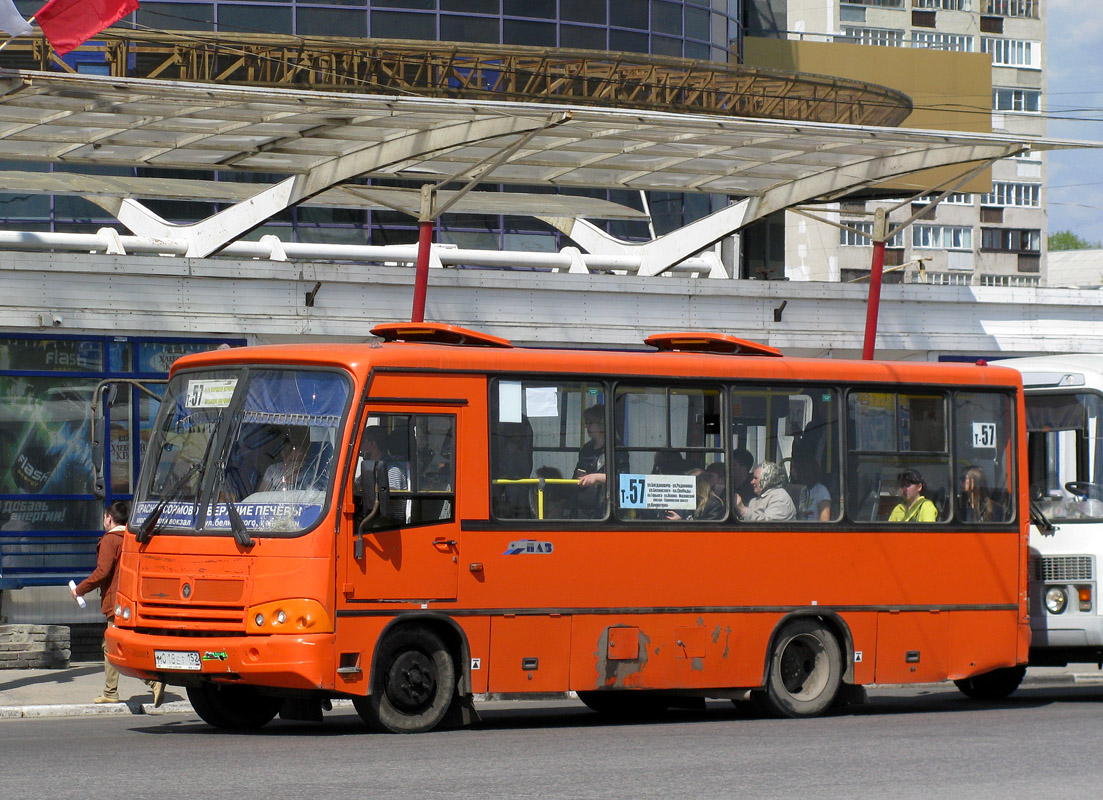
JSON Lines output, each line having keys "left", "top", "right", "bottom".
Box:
{"left": 71, "top": 500, "right": 165, "bottom": 706}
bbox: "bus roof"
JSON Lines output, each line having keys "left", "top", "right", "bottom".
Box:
{"left": 997, "top": 353, "right": 1103, "bottom": 389}
{"left": 169, "top": 331, "right": 1023, "bottom": 389}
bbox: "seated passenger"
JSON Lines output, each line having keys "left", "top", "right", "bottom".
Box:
{"left": 652, "top": 448, "right": 687, "bottom": 476}
{"left": 258, "top": 437, "right": 309, "bottom": 492}
{"left": 790, "top": 453, "right": 832, "bottom": 521}
{"left": 574, "top": 404, "right": 627, "bottom": 518}
{"left": 735, "top": 462, "right": 796, "bottom": 522}
{"left": 889, "top": 468, "right": 938, "bottom": 522}
{"left": 730, "top": 448, "right": 755, "bottom": 507}
{"left": 666, "top": 470, "right": 725, "bottom": 521}
{"left": 959, "top": 466, "right": 994, "bottom": 522}
{"left": 535, "top": 466, "right": 574, "bottom": 519}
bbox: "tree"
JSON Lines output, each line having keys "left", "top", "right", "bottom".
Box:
{"left": 1049, "top": 230, "right": 1101, "bottom": 251}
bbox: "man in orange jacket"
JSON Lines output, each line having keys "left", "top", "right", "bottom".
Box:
{"left": 71, "top": 500, "right": 165, "bottom": 706}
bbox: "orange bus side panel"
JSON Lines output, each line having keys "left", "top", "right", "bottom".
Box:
{"left": 946, "top": 610, "right": 1021, "bottom": 679}
{"left": 488, "top": 615, "right": 571, "bottom": 693}
{"left": 875, "top": 611, "right": 950, "bottom": 684}
{"left": 459, "top": 616, "right": 491, "bottom": 695}
{"left": 568, "top": 614, "right": 781, "bottom": 691}
{"left": 842, "top": 612, "right": 878, "bottom": 685}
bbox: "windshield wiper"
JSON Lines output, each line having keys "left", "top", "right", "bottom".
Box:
{"left": 135, "top": 460, "right": 204, "bottom": 544}
{"left": 1030, "top": 498, "right": 1055, "bottom": 535}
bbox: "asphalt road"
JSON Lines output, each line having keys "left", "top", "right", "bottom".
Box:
{"left": 3, "top": 682, "right": 1102, "bottom": 800}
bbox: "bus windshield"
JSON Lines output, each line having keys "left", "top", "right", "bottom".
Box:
{"left": 1027, "top": 391, "right": 1103, "bottom": 522}
{"left": 133, "top": 367, "right": 350, "bottom": 536}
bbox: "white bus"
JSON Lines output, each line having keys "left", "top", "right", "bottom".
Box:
{"left": 1003, "top": 355, "right": 1103, "bottom": 667}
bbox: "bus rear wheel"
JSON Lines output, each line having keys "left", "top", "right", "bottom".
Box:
{"left": 355, "top": 627, "right": 455, "bottom": 733}
{"left": 954, "top": 665, "right": 1026, "bottom": 700}
{"left": 757, "top": 618, "right": 842, "bottom": 718}
{"left": 186, "top": 683, "right": 284, "bottom": 730}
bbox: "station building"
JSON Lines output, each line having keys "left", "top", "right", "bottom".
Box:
{"left": 0, "top": 1, "right": 1095, "bottom": 631}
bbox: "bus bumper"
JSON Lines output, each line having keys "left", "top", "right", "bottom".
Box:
{"left": 105, "top": 626, "right": 336, "bottom": 692}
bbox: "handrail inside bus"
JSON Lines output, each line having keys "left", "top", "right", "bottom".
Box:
{"left": 644, "top": 332, "right": 783, "bottom": 357}
{"left": 492, "top": 477, "right": 580, "bottom": 520}
{"left": 371, "top": 322, "right": 513, "bottom": 348}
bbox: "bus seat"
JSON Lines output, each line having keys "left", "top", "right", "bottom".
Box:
{"left": 491, "top": 419, "right": 534, "bottom": 519}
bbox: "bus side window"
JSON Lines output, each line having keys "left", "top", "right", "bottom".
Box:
{"left": 357, "top": 414, "right": 456, "bottom": 528}
{"left": 847, "top": 391, "right": 950, "bottom": 523}
{"left": 954, "top": 391, "right": 1016, "bottom": 524}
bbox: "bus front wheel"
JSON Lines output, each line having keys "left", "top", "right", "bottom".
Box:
{"left": 356, "top": 627, "right": 455, "bottom": 733}
{"left": 954, "top": 665, "right": 1026, "bottom": 700}
{"left": 186, "top": 683, "right": 284, "bottom": 730}
{"left": 756, "top": 618, "right": 842, "bottom": 718}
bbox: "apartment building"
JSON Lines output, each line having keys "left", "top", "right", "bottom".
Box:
{"left": 747, "top": 0, "right": 1047, "bottom": 286}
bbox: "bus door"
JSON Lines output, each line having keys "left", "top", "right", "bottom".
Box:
{"left": 346, "top": 409, "right": 459, "bottom": 602}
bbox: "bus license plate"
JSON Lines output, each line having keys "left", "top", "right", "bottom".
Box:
{"left": 154, "top": 650, "right": 202, "bottom": 671}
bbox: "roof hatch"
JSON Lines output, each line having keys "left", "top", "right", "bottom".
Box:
{"left": 371, "top": 322, "right": 513, "bottom": 348}
{"left": 644, "top": 332, "right": 782, "bottom": 357}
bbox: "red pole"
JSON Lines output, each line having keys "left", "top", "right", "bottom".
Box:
{"left": 861, "top": 208, "right": 888, "bottom": 361}
{"left": 411, "top": 216, "right": 434, "bottom": 323}
{"left": 861, "top": 239, "right": 886, "bottom": 361}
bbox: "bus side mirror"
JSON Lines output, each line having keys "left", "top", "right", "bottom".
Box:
{"left": 89, "top": 385, "right": 117, "bottom": 500}
{"left": 359, "top": 459, "right": 390, "bottom": 516}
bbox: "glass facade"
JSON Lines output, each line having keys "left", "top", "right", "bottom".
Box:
{"left": 0, "top": 334, "right": 244, "bottom": 588}
{"left": 6, "top": 1, "right": 743, "bottom": 247}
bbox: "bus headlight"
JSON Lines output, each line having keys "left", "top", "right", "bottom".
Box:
{"left": 1045, "top": 586, "right": 1068, "bottom": 615}
{"left": 246, "top": 599, "right": 333, "bottom": 634}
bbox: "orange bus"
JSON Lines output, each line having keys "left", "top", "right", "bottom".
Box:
{"left": 107, "top": 323, "right": 1029, "bottom": 731}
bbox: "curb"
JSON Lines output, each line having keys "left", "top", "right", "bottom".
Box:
{"left": 0, "top": 700, "right": 194, "bottom": 720}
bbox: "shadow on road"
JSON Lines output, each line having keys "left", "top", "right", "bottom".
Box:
{"left": 124, "top": 681, "right": 1103, "bottom": 738}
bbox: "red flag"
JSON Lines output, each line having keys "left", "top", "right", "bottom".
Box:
{"left": 35, "top": 0, "right": 139, "bottom": 56}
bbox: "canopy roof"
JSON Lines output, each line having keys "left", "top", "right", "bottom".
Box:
{"left": 0, "top": 69, "right": 1092, "bottom": 257}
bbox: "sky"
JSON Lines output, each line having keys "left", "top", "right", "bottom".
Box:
{"left": 1045, "top": 0, "right": 1103, "bottom": 244}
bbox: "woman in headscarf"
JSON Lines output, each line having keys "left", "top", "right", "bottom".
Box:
{"left": 734, "top": 461, "right": 796, "bottom": 521}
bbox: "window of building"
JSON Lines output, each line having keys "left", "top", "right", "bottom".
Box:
{"left": 370, "top": 10, "right": 434, "bottom": 38}
{"left": 914, "top": 0, "right": 971, "bottom": 9}
{"left": 982, "top": 37, "right": 1040, "bottom": 69}
{"left": 561, "top": 0, "right": 606, "bottom": 24}
{"left": 217, "top": 4, "right": 293, "bottom": 34}
{"left": 992, "top": 87, "right": 1040, "bottom": 112}
{"left": 840, "top": 26, "right": 904, "bottom": 46}
{"left": 981, "top": 182, "right": 1040, "bottom": 208}
{"left": 913, "top": 224, "right": 973, "bottom": 250}
{"left": 1018, "top": 253, "right": 1041, "bottom": 273}
{"left": 560, "top": 23, "right": 606, "bottom": 49}
{"left": 504, "top": 0, "right": 553, "bottom": 18}
{"left": 982, "top": 0, "right": 1037, "bottom": 18}
{"left": 912, "top": 9, "right": 936, "bottom": 27}
{"left": 843, "top": 0, "right": 904, "bottom": 6}
{"left": 839, "top": 221, "right": 906, "bottom": 247}
{"left": 917, "top": 193, "right": 973, "bottom": 206}
{"left": 980, "top": 274, "right": 1039, "bottom": 287}
{"left": 504, "top": 18, "right": 555, "bottom": 46}
{"left": 980, "top": 227, "right": 1040, "bottom": 252}
{"left": 137, "top": 3, "right": 214, "bottom": 30}
{"left": 922, "top": 272, "right": 972, "bottom": 286}
{"left": 913, "top": 31, "right": 973, "bottom": 51}
{"left": 980, "top": 15, "right": 1002, "bottom": 34}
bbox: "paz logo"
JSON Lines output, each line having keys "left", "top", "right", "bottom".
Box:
{"left": 503, "top": 539, "right": 554, "bottom": 555}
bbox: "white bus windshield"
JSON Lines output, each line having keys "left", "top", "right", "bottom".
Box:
{"left": 133, "top": 367, "right": 350, "bottom": 536}
{"left": 1027, "top": 391, "right": 1103, "bottom": 522}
